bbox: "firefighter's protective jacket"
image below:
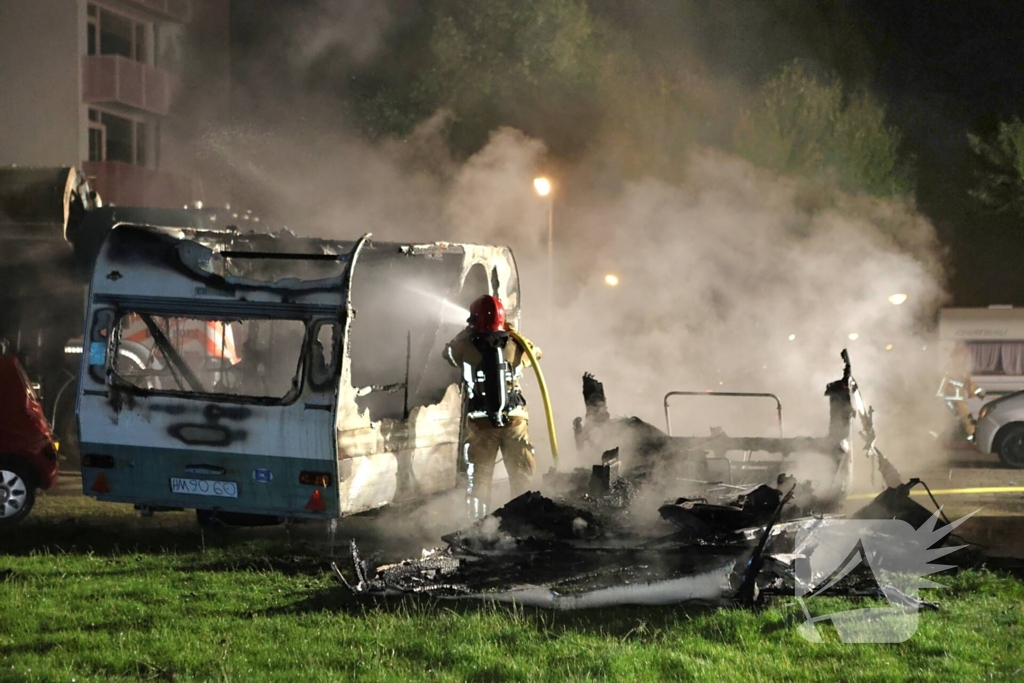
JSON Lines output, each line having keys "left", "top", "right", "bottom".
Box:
{"left": 444, "top": 327, "right": 541, "bottom": 422}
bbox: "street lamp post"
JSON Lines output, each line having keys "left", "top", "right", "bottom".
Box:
{"left": 533, "top": 177, "right": 553, "bottom": 322}
{"left": 546, "top": 196, "right": 553, "bottom": 302}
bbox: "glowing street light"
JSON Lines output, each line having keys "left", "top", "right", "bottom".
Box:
{"left": 788, "top": 334, "right": 796, "bottom": 341}
{"left": 848, "top": 332, "right": 859, "bottom": 341}
{"left": 888, "top": 293, "right": 908, "bottom": 306}
{"left": 604, "top": 273, "right": 620, "bottom": 287}
{"left": 533, "top": 177, "right": 552, "bottom": 197}
{"left": 885, "top": 343, "right": 894, "bottom": 351}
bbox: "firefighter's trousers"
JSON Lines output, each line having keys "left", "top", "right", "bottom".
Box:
{"left": 466, "top": 416, "right": 536, "bottom": 505}
{"left": 953, "top": 400, "right": 977, "bottom": 438}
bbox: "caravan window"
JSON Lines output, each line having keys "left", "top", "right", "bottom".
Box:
{"left": 110, "top": 314, "right": 307, "bottom": 399}
{"left": 968, "top": 342, "right": 1024, "bottom": 376}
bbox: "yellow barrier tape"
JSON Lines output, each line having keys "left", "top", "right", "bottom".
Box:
{"left": 847, "top": 486, "right": 1024, "bottom": 501}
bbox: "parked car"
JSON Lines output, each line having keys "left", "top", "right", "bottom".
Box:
{"left": 974, "top": 390, "right": 1024, "bottom": 468}
{"left": 0, "top": 354, "right": 59, "bottom": 526}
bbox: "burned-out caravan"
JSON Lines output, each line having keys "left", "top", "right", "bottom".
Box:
{"left": 76, "top": 224, "right": 520, "bottom": 521}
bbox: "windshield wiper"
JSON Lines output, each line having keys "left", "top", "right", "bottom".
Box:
{"left": 139, "top": 314, "right": 206, "bottom": 393}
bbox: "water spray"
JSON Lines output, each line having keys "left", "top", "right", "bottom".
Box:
{"left": 404, "top": 284, "right": 470, "bottom": 324}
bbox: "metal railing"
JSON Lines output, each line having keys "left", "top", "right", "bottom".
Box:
{"left": 663, "top": 391, "right": 784, "bottom": 437}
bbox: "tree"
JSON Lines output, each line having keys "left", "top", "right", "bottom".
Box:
{"left": 346, "top": 4, "right": 915, "bottom": 195}
{"left": 402, "top": 0, "right": 602, "bottom": 157}
{"left": 968, "top": 119, "right": 1024, "bottom": 215}
{"left": 733, "top": 63, "right": 911, "bottom": 197}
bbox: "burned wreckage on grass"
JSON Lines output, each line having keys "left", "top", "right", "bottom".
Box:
{"left": 345, "top": 352, "right": 970, "bottom": 611}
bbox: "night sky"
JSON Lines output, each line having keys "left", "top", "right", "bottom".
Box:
{"left": 851, "top": 2, "right": 1024, "bottom": 306}
{"left": 229, "top": 1, "right": 1024, "bottom": 306}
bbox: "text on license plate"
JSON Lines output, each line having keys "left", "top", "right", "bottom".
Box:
{"left": 169, "top": 478, "right": 238, "bottom": 498}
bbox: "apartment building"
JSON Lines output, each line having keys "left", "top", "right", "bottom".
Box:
{"left": 0, "top": 0, "right": 229, "bottom": 207}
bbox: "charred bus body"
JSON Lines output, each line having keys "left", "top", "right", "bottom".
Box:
{"left": 76, "top": 223, "right": 520, "bottom": 520}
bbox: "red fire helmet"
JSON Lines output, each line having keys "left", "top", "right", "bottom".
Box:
{"left": 468, "top": 295, "right": 506, "bottom": 332}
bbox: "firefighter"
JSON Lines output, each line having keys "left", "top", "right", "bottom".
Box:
{"left": 939, "top": 344, "right": 985, "bottom": 440}
{"left": 444, "top": 295, "right": 541, "bottom": 510}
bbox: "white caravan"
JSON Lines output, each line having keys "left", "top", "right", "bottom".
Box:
{"left": 938, "top": 306, "right": 1024, "bottom": 417}
{"left": 76, "top": 223, "right": 520, "bottom": 522}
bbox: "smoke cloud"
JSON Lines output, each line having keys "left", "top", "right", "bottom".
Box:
{"left": 285, "top": 0, "right": 396, "bottom": 68}
{"left": 536, "top": 149, "right": 948, "bottom": 462}
{"left": 192, "top": 120, "right": 949, "bottom": 482}
{"left": 169, "top": 3, "right": 953, "bottom": 514}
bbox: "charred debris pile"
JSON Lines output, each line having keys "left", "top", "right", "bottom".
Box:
{"left": 340, "top": 352, "right": 974, "bottom": 610}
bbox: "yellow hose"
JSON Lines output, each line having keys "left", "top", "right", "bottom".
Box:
{"left": 508, "top": 328, "right": 559, "bottom": 466}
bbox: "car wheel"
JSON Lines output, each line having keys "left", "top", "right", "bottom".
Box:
{"left": 997, "top": 424, "right": 1024, "bottom": 468}
{"left": 0, "top": 463, "right": 37, "bottom": 527}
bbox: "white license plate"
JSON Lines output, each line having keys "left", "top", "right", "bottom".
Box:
{"left": 169, "top": 477, "right": 238, "bottom": 498}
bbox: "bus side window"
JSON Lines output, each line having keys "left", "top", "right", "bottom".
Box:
{"left": 88, "top": 309, "right": 116, "bottom": 383}
{"left": 310, "top": 321, "right": 339, "bottom": 389}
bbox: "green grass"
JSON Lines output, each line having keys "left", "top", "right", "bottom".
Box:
{"left": 1, "top": 492, "right": 1022, "bottom": 682}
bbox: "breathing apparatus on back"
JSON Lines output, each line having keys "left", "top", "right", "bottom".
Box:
{"left": 466, "top": 295, "right": 515, "bottom": 427}
{"left": 463, "top": 295, "right": 560, "bottom": 465}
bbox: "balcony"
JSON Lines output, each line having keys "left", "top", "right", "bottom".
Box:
{"left": 123, "top": 0, "right": 192, "bottom": 23}
{"left": 83, "top": 161, "right": 200, "bottom": 209}
{"left": 82, "top": 55, "right": 179, "bottom": 116}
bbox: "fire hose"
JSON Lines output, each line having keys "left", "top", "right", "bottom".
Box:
{"left": 508, "top": 328, "right": 559, "bottom": 467}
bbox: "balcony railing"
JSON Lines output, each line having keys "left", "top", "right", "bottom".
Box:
{"left": 82, "top": 55, "right": 180, "bottom": 116}
{"left": 83, "top": 161, "right": 201, "bottom": 209}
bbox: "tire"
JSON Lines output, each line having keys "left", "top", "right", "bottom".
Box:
{"left": 0, "top": 461, "right": 37, "bottom": 527}
{"left": 997, "top": 424, "right": 1024, "bottom": 468}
